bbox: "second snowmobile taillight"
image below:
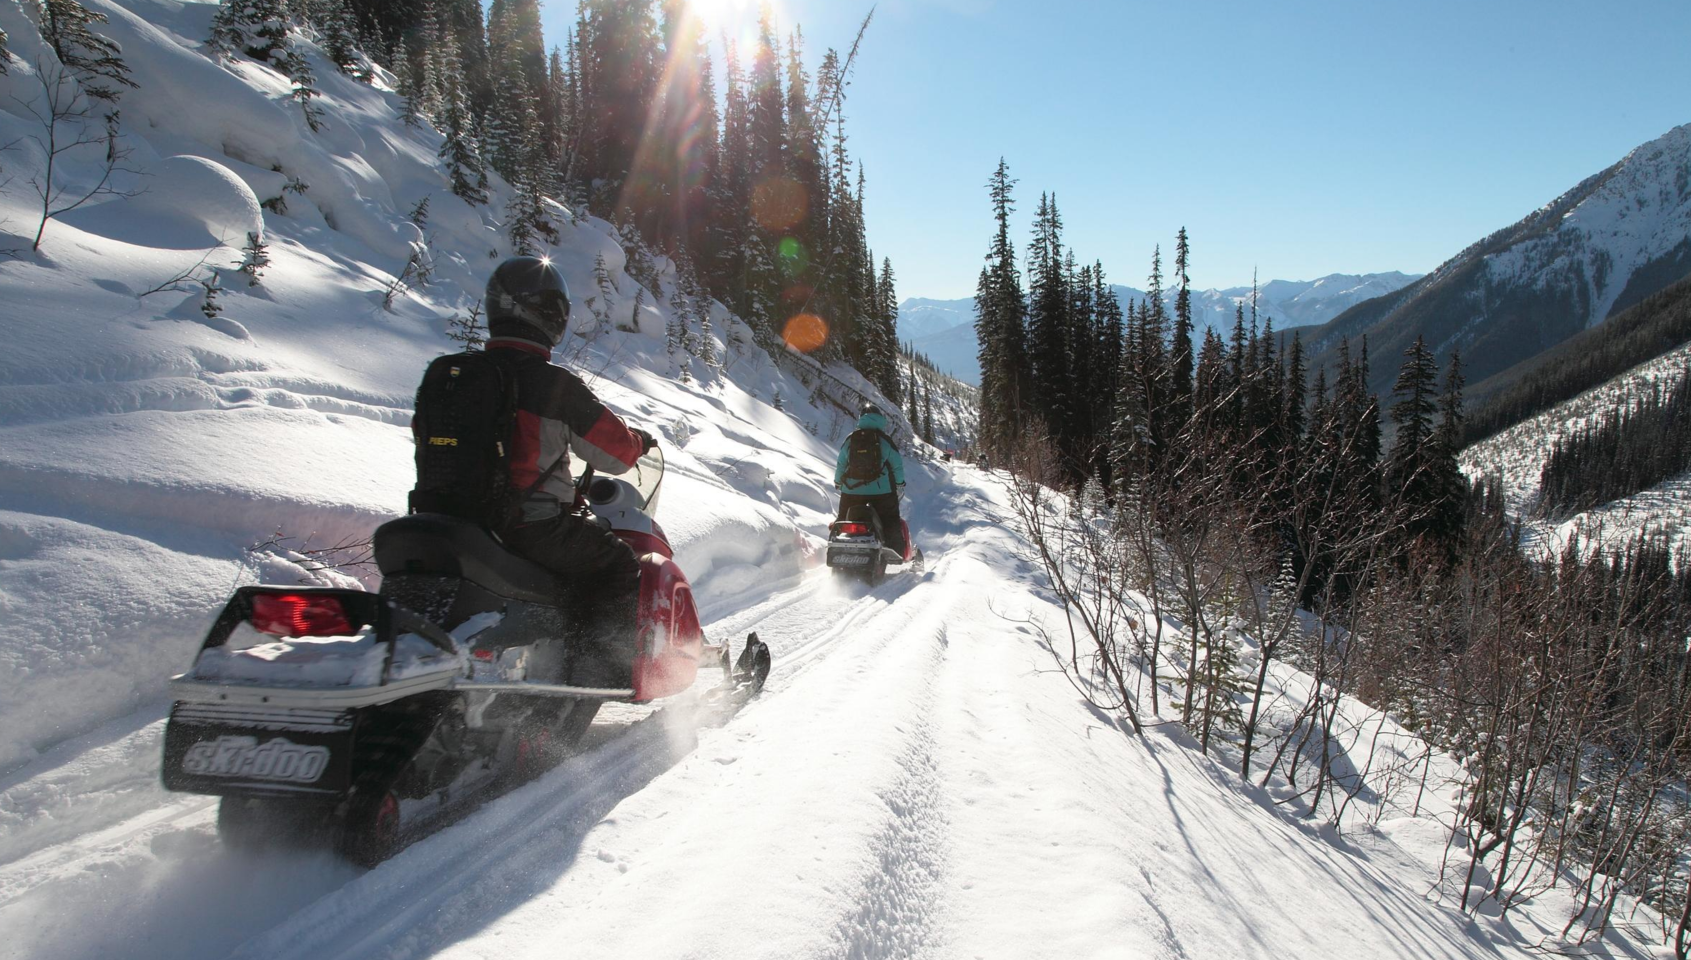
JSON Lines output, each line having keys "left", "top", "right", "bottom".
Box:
{"left": 834, "top": 522, "right": 870, "bottom": 537}
{"left": 250, "top": 593, "right": 357, "bottom": 636}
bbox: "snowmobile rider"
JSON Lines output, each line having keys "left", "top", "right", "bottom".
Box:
{"left": 478, "top": 256, "right": 655, "bottom": 688}
{"left": 835, "top": 403, "right": 908, "bottom": 557}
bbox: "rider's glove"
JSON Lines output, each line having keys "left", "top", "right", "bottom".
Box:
{"left": 631, "top": 428, "right": 658, "bottom": 454}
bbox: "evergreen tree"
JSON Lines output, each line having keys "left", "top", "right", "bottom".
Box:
{"left": 210, "top": 0, "right": 291, "bottom": 64}
{"left": 784, "top": 28, "right": 823, "bottom": 246}
{"left": 907, "top": 360, "right": 920, "bottom": 426}
{"left": 1385, "top": 335, "right": 1443, "bottom": 553}
{"left": 922, "top": 378, "right": 935, "bottom": 444}
{"left": 874, "top": 257, "right": 901, "bottom": 404}
{"left": 316, "top": 0, "right": 368, "bottom": 80}
{"left": 239, "top": 231, "right": 270, "bottom": 285}
{"left": 1428, "top": 351, "right": 1467, "bottom": 556}
{"left": 745, "top": 9, "right": 786, "bottom": 183}
{"left": 1170, "top": 227, "right": 1194, "bottom": 417}
{"left": 210, "top": 0, "right": 320, "bottom": 129}
{"left": 1025, "top": 192, "right": 1069, "bottom": 438}
{"left": 575, "top": 0, "right": 661, "bottom": 209}
{"left": 711, "top": 41, "right": 751, "bottom": 314}
{"left": 1138, "top": 245, "right": 1169, "bottom": 459}
{"left": 40, "top": 0, "right": 136, "bottom": 102}
{"left": 1282, "top": 330, "right": 1306, "bottom": 444}
{"left": 435, "top": 26, "right": 488, "bottom": 204}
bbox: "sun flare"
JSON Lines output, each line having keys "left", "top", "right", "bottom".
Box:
{"left": 687, "top": 0, "right": 759, "bottom": 31}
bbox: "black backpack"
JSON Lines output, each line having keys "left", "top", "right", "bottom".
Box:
{"left": 842, "top": 428, "right": 889, "bottom": 486}
{"left": 409, "top": 351, "right": 518, "bottom": 523}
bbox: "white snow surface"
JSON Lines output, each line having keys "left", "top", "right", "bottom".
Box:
{"left": 0, "top": 2, "right": 1672, "bottom": 957}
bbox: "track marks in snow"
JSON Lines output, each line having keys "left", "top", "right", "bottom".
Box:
{"left": 825, "top": 624, "right": 951, "bottom": 960}
{"left": 1134, "top": 865, "right": 1193, "bottom": 960}
{"left": 225, "top": 710, "right": 694, "bottom": 960}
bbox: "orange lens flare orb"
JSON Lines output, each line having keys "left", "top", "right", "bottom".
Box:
{"left": 751, "top": 176, "right": 809, "bottom": 233}
{"left": 782, "top": 313, "right": 829, "bottom": 354}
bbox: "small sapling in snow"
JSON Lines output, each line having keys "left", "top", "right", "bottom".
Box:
{"left": 239, "top": 231, "right": 269, "bottom": 285}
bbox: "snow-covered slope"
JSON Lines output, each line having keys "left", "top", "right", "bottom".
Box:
{"left": 902, "top": 271, "right": 1420, "bottom": 385}
{"left": 1462, "top": 338, "right": 1691, "bottom": 557}
{"left": 0, "top": 3, "right": 1669, "bottom": 958}
{"left": 1312, "top": 122, "right": 1691, "bottom": 396}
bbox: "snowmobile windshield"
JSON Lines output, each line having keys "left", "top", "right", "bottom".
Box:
{"left": 627, "top": 447, "right": 664, "bottom": 514}
{"left": 571, "top": 448, "right": 664, "bottom": 513}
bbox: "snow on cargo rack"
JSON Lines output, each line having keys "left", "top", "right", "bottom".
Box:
{"left": 169, "top": 585, "right": 462, "bottom": 709}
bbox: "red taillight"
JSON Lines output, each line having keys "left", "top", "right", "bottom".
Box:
{"left": 834, "top": 522, "right": 870, "bottom": 537}
{"left": 472, "top": 648, "right": 496, "bottom": 662}
{"left": 250, "top": 593, "right": 357, "bottom": 636}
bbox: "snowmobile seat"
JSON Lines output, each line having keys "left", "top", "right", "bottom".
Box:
{"left": 373, "top": 514, "right": 558, "bottom": 605}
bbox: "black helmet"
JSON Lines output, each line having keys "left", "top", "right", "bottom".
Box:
{"left": 860, "top": 401, "right": 882, "bottom": 418}
{"left": 486, "top": 256, "right": 570, "bottom": 347}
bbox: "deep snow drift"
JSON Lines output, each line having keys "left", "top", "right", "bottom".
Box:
{"left": 0, "top": 1, "right": 1671, "bottom": 958}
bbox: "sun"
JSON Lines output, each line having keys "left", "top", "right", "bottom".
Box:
{"left": 686, "top": 0, "right": 758, "bottom": 31}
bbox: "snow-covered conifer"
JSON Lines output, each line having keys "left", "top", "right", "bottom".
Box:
{"left": 209, "top": 0, "right": 321, "bottom": 130}
{"left": 922, "top": 379, "right": 935, "bottom": 444}
{"left": 407, "top": 195, "right": 430, "bottom": 230}
{"left": 201, "top": 272, "right": 224, "bottom": 318}
{"left": 446, "top": 300, "right": 486, "bottom": 349}
{"left": 435, "top": 39, "right": 487, "bottom": 205}
{"left": 40, "top": 0, "right": 137, "bottom": 102}
{"left": 209, "top": 0, "right": 290, "bottom": 63}
{"left": 314, "top": 0, "right": 368, "bottom": 81}
{"left": 583, "top": 251, "right": 614, "bottom": 339}
{"left": 623, "top": 287, "right": 646, "bottom": 333}
{"left": 239, "top": 231, "right": 270, "bottom": 285}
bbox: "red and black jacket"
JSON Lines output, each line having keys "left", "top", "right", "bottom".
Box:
{"left": 488, "top": 338, "right": 643, "bottom": 503}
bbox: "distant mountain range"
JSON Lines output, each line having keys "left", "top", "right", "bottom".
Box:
{"left": 902, "top": 272, "right": 1422, "bottom": 386}
{"left": 1308, "top": 121, "right": 1691, "bottom": 397}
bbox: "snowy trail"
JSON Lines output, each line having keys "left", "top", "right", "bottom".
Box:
{"left": 0, "top": 467, "right": 1627, "bottom": 960}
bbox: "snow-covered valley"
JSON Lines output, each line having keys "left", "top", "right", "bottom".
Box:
{"left": 1462, "top": 336, "right": 1691, "bottom": 559}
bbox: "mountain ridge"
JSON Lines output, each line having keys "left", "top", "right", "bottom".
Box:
{"left": 1308, "top": 122, "right": 1691, "bottom": 397}
{"left": 901, "top": 271, "right": 1422, "bottom": 384}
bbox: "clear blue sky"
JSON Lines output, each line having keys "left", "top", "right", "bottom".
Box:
{"left": 540, "top": 0, "right": 1691, "bottom": 300}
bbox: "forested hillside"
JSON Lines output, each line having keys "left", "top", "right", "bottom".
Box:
{"left": 274, "top": 0, "right": 907, "bottom": 398}
{"left": 1463, "top": 275, "right": 1691, "bottom": 445}
{"left": 969, "top": 152, "right": 1691, "bottom": 955}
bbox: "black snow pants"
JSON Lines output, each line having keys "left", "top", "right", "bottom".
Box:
{"left": 837, "top": 492, "right": 906, "bottom": 557}
{"left": 501, "top": 511, "right": 641, "bottom": 688}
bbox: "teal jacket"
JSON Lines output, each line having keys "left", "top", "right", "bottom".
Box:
{"left": 835, "top": 411, "right": 905, "bottom": 496}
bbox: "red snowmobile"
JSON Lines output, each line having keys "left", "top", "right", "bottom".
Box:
{"left": 161, "top": 448, "right": 769, "bottom": 865}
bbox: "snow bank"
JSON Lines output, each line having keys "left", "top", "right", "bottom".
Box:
{"left": 63, "top": 155, "right": 263, "bottom": 250}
